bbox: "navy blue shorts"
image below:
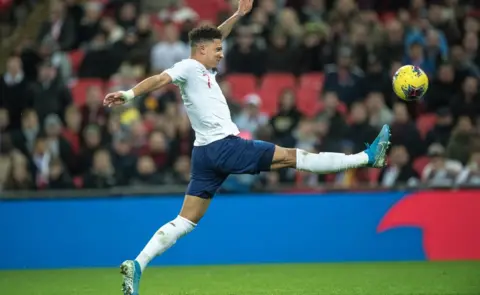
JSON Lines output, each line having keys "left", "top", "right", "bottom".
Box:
{"left": 186, "top": 135, "right": 275, "bottom": 198}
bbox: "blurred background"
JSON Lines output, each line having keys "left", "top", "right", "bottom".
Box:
{"left": 0, "top": 0, "right": 479, "bottom": 293}
{"left": 1, "top": 0, "right": 480, "bottom": 193}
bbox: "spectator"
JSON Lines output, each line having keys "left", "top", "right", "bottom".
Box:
{"left": 323, "top": 46, "right": 366, "bottom": 107}
{"left": 11, "top": 109, "right": 39, "bottom": 157}
{"left": 43, "top": 114, "right": 74, "bottom": 172}
{"left": 141, "top": 130, "right": 170, "bottom": 170}
{"left": 38, "top": 37, "right": 72, "bottom": 82}
{"left": 390, "top": 102, "right": 425, "bottom": 159}
{"left": 83, "top": 149, "right": 123, "bottom": 189}
{"left": 78, "top": 124, "right": 103, "bottom": 174}
{"left": 110, "top": 28, "right": 142, "bottom": 74}
{"left": 80, "top": 85, "right": 107, "bottom": 128}
{"left": 76, "top": 1, "right": 103, "bottom": 47}
{"left": 78, "top": 31, "right": 117, "bottom": 79}
{"left": 248, "top": 5, "right": 273, "bottom": 42}
{"left": 424, "top": 63, "right": 457, "bottom": 112}
{"left": 295, "top": 0, "right": 326, "bottom": 24}
{"left": 403, "top": 41, "right": 435, "bottom": 76}
{"left": 130, "top": 155, "right": 163, "bottom": 185}
{"left": 116, "top": 2, "right": 137, "bottom": 30}
{"left": 31, "top": 135, "right": 52, "bottom": 188}
{"left": 136, "top": 14, "right": 153, "bottom": 43}
{"left": 235, "top": 94, "right": 269, "bottom": 135}
{"left": 270, "top": 88, "right": 303, "bottom": 141}
{"left": 30, "top": 61, "right": 72, "bottom": 123}
{"left": 456, "top": 150, "right": 480, "bottom": 186}
{"left": 365, "top": 92, "right": 393, "bottom": 131}
{"left": 46, "top": 157, "right": 74, "bottom": 189}
{"left": 378, "top": 145, "right": 419, "bottom": 188}
{"left": 170, "top": 155, "right": 191, "bottom": 185}
{"left": 292, "top": 118, "right": 318, "bottom": 152}
{"left": 151, "top": 22, "right": 189, "bottom": 72}
{"left": 226, "top": 25, "right": 266, "bottom": 76}
{"left": 450, "top": 76, "right": 480, "bottom": 121}
{"left": 377, "top": 20, "right": 405, "bottom": 69}
{"left": 37, "top": 1, "right": 76, "bottom": 51}
{"left": 0, "top": 55, "right": 31, "bottom": 130}
{"left": 425, "top": 108, "right": 454, "bottom": 148}
{"left": 316, "top": 92, "right": 348, "bottom": 141}
{"left": 363, "top": 57, "right": 392, "bottom": 105}
{"left": 100, "top": 16, "right": 124, "bottom": 44}
{"left": 129, "top": 120, "right": 149, "bottom": 152}
{"left": 345, "top": 102, "right": 377, "bottom": 153}
{"left": 350, "top": 22, "right": 370, "bottom": 71}
{"left": 62, "top": 105, "right": 82, "bottom": 156}
{"left": 64, "top": 0, "right": 84, "bottom": 30}
{"left": 427, "top": 3, "right": 461, "bottom": 45}
{"left": 422, "top": 143, "right": 462, "bottom": 186}
{"left": 4, "top": 154, "right": 35, "bottom": 190}
{"left": 265, "top": 30, "right": 298, "bottom": 73}
{"left": 424, "top": 29, "right": 447, "bottom": 72}
{"left": 111, "top": 135, "right": 136, "bottom": 182}
{"left": 296, "top": 23, "right": 330, "bottom": 73}
{"left": 446, "top": 115, "right": 476, "bottom": 165}
{"left": 170, "top": 115, "right": 195, "bottom": 161}
{"left": 449, "top": 45, "right": 480, "bottom": 82}
{"left": 463, "top": 32, "right": 479, "bottom": 66}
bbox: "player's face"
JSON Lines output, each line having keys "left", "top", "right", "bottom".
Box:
{"left": 206, "top": 39, "right": 224, "bottom": 68}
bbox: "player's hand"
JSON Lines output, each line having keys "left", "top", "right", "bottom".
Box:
{"left": 103, "top": 92, "right": 127, "bottom": 107}
{"left": 237, "top": 0, "right": 253, "bottom": 16}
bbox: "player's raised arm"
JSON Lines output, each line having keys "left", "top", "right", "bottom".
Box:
{"left": 217, "top": 0, "right": 253, "bottom": 40}
{"left": 103, "top": 72, "right": 172, "bottom": 107}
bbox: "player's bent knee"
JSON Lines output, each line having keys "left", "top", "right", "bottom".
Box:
{"left": 179, "top": 195, "right": 212, "bottom": 224}
{"left": 271, "top": 146, "right": 297, "bottom": 170}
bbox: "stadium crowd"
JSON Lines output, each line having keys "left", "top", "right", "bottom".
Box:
{"left": 1, "top": 0, "right": 480, "bottom": 192}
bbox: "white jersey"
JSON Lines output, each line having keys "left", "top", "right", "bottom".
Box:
{"left": 164, "top": 59, "right": 240, "bottom": 146}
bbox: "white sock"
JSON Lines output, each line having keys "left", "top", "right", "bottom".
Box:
{"left": 135, "top": 215, "right": 196, "bottom": 272}
{"left": 296, "top": 149, "right": 369, "bottom": 173}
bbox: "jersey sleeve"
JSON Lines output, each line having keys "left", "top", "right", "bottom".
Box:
{"left": 164, "top": 60, "right": 193, "bottom": 83}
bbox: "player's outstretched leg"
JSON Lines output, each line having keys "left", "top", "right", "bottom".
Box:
{"left": 120, "top": 196, "right": 209, "bottom": 295}
{"left": 272, "top": 124, "right": 391, "bottom": 172}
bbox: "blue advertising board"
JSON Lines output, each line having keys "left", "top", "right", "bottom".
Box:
{"left": 0, "top": 191, "right": 449, "bottom": 269}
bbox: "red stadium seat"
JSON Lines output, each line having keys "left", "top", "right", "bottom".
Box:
{"left": 185, "top": 0, "right": 228, "bottom": 22}
{"left": 299, "top": 72, "right": 324, "bottom": 92}
{"left": 413, "top": 156, "right": 430, "bottom": 176}
{"left": 70, "top": 78, "right": 104, "bottom": 106}
{"left": 224, "top": 74, "right": 257, "bottom": 102}
{"left": 258, "top": 73, "right": 296, "bottom": 115}
{"left": 416, "top": 113, "right": 437, "bottom": 139}
{"left": 68, "top": 50, "right": 85, "bottom": 74}
{"left": 295, "top": 87, "right": 322, "bottom": 117}
{"left": 257, "top": 89, "right": 278, "bottom": 116}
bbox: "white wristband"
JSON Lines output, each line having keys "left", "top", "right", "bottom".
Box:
{"left": 121, "top": 89, "right": 135, "bottom": 102}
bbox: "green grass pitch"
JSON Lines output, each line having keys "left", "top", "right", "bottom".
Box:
{"left": 1, "top": 261, "right": 479, "bottom": 295}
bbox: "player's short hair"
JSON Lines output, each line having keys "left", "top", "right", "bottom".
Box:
{"left": 188, "top": 25, "right": 223, "bottom": 47}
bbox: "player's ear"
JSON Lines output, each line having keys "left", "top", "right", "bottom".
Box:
{"left": 199, "top": 44, "right": 207, "bottom": 55}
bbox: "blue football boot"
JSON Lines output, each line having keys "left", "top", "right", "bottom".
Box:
{"left": 120, "top": 260, "right": 142, "bottom": 295}
{"left": 365, "top": 124, "right": 391, "bottom": 168}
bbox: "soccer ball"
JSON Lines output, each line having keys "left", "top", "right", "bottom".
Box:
{"left": 392, "top": 65, "right": 429, "bottom": 101}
